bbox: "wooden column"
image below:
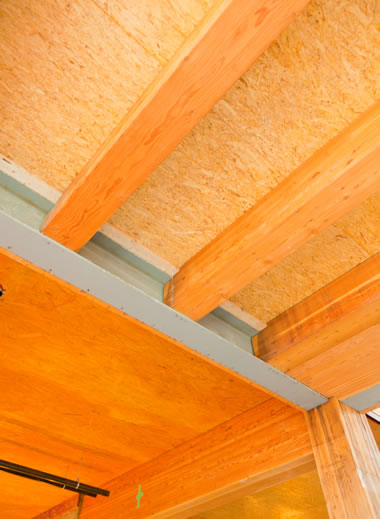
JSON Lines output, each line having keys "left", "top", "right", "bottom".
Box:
{"left": 307, "top": 398, "right": 380, "bottom": 519}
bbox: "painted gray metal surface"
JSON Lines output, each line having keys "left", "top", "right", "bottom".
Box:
{"left": 0, "top": 168, "right": 259, "bottom": 343}
{"left": 0, "top": 211, "right": 327, "bottom": 409}
{"left": 343, "top": 385, "right": 380, "bottom": 412}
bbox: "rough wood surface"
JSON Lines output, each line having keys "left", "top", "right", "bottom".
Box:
{"left": 1, "top": 0, "right": 379, "bottom": 323}
{"left": 0, "top": 248, "right": 271, "bottom": 518}
{"left": 164, "top": 102, "right": 380, "bottom": 320}
{"left": 231, "top": 223, "right": 370, "bottom": 323}
{"left": 110, "top": 0, "right": 379, "bottom": 271}
{"left": 41, "top": 0, "right": 311, "bottom": 250}
{"left": 307, "top": 398, "right": 380, "bottom": 518}
{"left": 35, "top": 399, "right": 312, "bottom": 519}
{"left": 0, "top": 0, "right": 208, "bottom": 190}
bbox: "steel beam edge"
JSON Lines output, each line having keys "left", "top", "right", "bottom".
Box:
{"left": 343, "top": 385, "right": 380, "bottom": 413}
{"left": 0, "top": 210, "right": 327, "bottom": 410}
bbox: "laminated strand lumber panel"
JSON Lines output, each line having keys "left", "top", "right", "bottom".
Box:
{"left": 0, "top": 0, "right": 210, "bottom": 190}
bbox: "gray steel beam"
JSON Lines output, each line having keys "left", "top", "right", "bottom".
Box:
{"left": 0, "top": 210, "right": 327, "bottom": 409}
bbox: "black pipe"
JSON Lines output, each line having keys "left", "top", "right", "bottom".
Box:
{"left": 0, "top": 459, "right": 110, "bottom": 498}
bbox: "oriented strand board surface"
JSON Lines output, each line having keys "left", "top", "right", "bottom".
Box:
{"left": 110, "top": 0, "right": 379, "bottom": 266}
{"left": 230, "top": 224, "right": 370, "bottom": 322}
{"left": 0, "top": 0, "right": 210, "bottom": 190}
{"left": 0, "top": 249, "right": 270, "bottom": 518}
{"left": 1, "top": 0, "right": 379, "bottom": 322}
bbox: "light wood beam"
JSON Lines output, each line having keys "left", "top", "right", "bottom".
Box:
{"left": 252, "top": 254, "right": 380, "bottom": 399}
{"left": 307, "top": 398, "right": 380, "bottom": 518}
{"left": 164, "top": 102, "right": 380, "bottom": 320}
{"left": 40, "top": 0, "right": 311, "bottom": 251}
{"left": 33, "top": 399, "right": 312, "bottom": 519}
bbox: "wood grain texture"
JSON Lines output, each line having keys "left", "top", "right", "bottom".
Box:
{"left": 251, "top": 255, "right": 380, "bottom": 399}
{"left": 108, "top": 0, "right": 379, "bottom": 274}
{"left": 164, "top": 101, "right": 380, "bottom": 320}
{"left": 35, "top": 399, "right": 312, "bottom": 519}
{"left": 190, "top": 471, "right": 328, "bottom": 519}
{"left": 307, "top": 398, "right": 380, "bottom": 519}
{"left": 253, "top": 253, "right": 380, "bottom": 365}
{"left": 0, "top": 248, "right": 271, "bottom": 518}
{"left": 286, "top": 324, "right": 380, "bottom": 400}
{"left": 231, "top": 224, "right": 370, "bottom": 323}
{"left": 252, "top": 255, "right": 380, "bottom": 399}
{"left": 40, "top": 0, "right": 311, "bottom": 250}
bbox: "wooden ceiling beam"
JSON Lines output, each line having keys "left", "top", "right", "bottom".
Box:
{"left": 307, "top": 398, "right": 380, "bottom": 518}
{"left": 33, "top": 399, "right": 313, "bottom": 519}
{"left": 40, "top": 0, "right": 311, "bottom": 251}
{"left": 252, "top": 254, "right": 380, "bottom": 400}
{"left": 164, "top": 102, "right": 380, "bottom": 320}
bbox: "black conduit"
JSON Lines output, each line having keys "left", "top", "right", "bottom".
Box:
{"left": 0, "top": 459, "right": 110, "bottom": 498}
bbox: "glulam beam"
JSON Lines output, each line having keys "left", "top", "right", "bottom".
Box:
{"left": 252, "top": 254, "right": 380, "bottom": 399}
{"left": 164, "top": 102, "right": 380, "bottom": 320}
{"left": 33, "top": 399, "right": 312, "bottom": 519}
{"left": 41, "top": 0, "right": 311, "bottom": 250}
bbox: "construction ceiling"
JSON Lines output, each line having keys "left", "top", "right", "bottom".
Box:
{"left": 0, "top": 0, "right": 379, "bottom": 517}
{"left": 1, "top": 0, "right": 379, "bottom": 324}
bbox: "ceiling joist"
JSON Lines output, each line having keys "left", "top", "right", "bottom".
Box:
{"left": 164, "top": 101, "right": 380, "bottom": 320}
{"left": 40, "top": 0, "right": 311, "bottom": 250}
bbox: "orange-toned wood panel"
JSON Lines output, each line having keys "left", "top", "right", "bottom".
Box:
{"left": 0, "top": 248, "right": 270, "bottom": 518}
{"left": 164, "top": 102, "right": 380, "bottom": 320}
{"left": 252, "top": 255, "right": 380, "bottom": 399}
{"left": 307, "top": 398, "right": 380, "bottom": 518}
{"left": 41, "top": 0, "right": 311, "bottom": 250}
{"left": 35, "top": 399, "right": 312, "bottom": 519}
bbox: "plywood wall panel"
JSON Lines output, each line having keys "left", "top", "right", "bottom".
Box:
{"left": 190, "top": 471, "right": 328, "bottom": 519}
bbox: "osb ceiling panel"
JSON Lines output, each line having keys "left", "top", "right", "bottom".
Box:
{"left": 0, "top": 0, "right": 379, "bottom": 323}
{"left": 230, "top": 223, "right": 371, "bottom": 323}
{"left": 110, "top": 0, "right": 379, "bottom": 267}
{"left": 0, "top": 0, "right": 211, "bottom": 189}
